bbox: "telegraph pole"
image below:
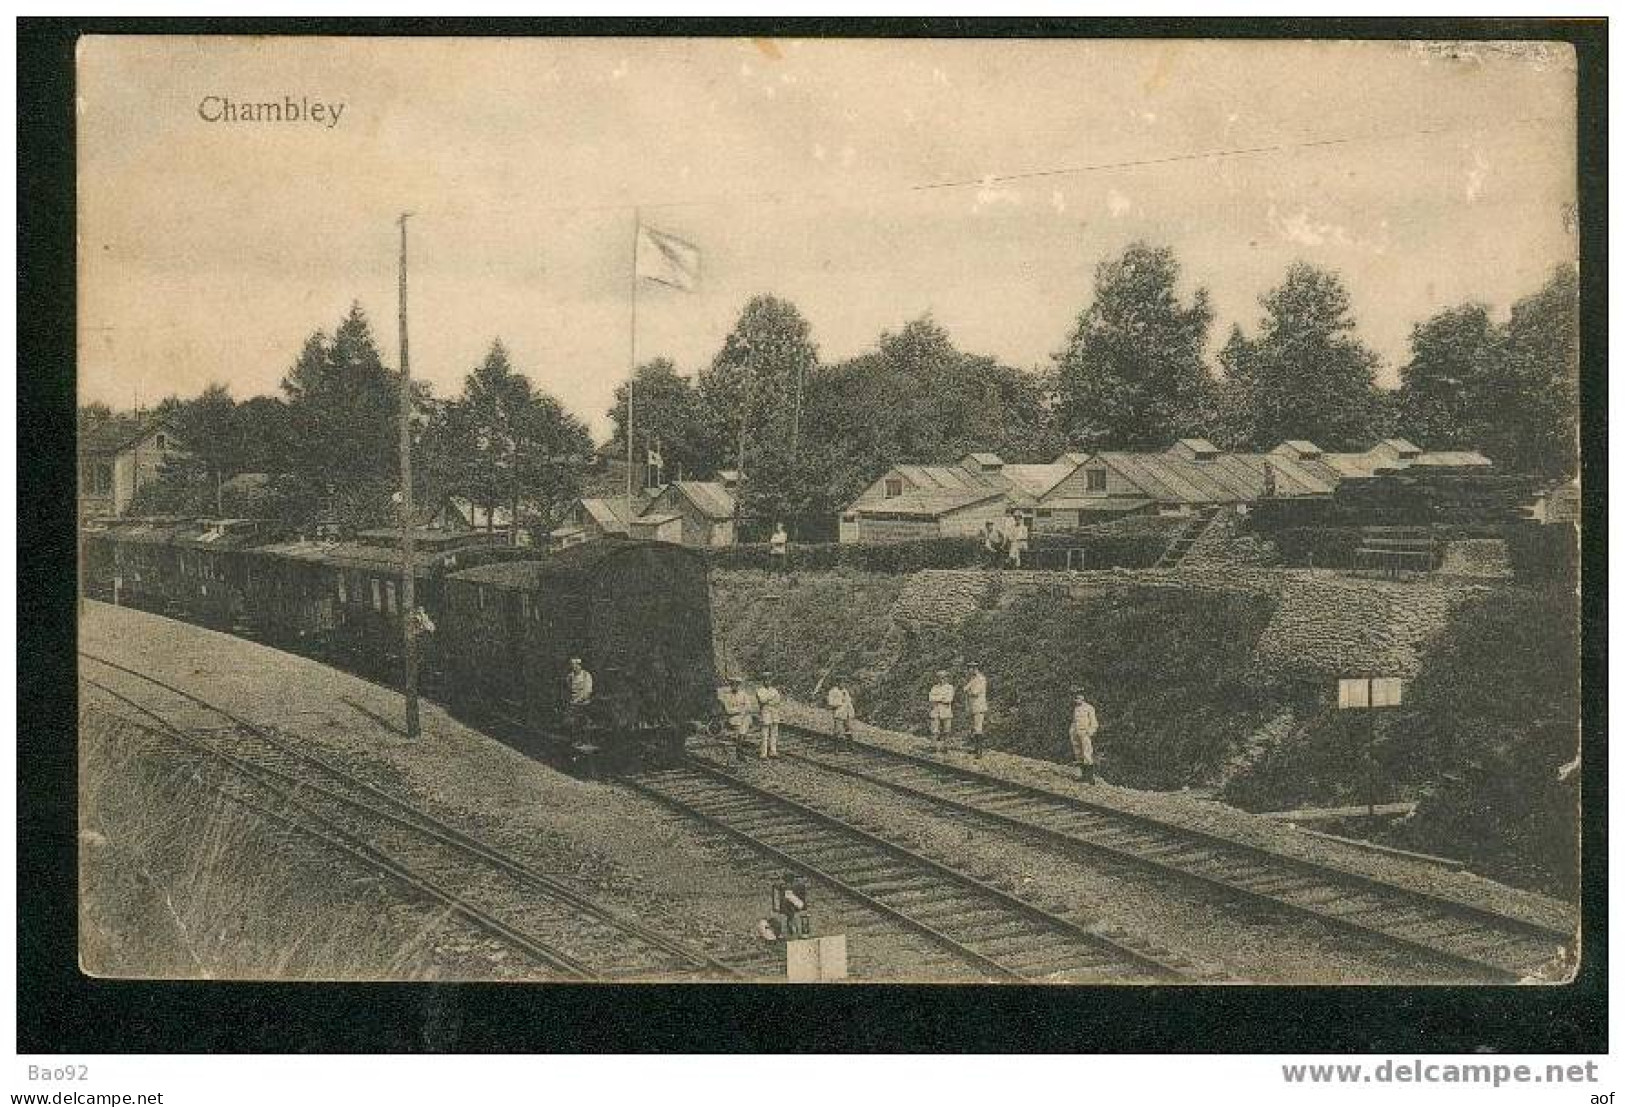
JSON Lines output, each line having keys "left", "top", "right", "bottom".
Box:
{"left": 397, "top": 212, "right": 420, "bottom": 738}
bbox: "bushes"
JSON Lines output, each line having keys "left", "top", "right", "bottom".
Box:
{"left": 1265, "top": 526, "right": 1365, "bottom": 569}
{"left": 1027, "top": 528, "right": 1174, "bottom": 570}
{"left": 1383, "top": 584, "right": 1581, "bottom": 898}
{"left": 863, "top": 587, "right": 1286, "bottom": 790}
{"left": 1504, "top": 524, "right": 1579, "bottom": 586}
{"left": 706, "top": 537, "right": 983, "bottom": 572}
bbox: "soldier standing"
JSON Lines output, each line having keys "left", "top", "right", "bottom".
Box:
{"left": 826, "top": 678, "right": 856, "bottom": 742}
{"left": 963, "top": 663, "right": 989, "bottom": 758}
{"left": 1069, "top": 689, "right": 1100, "bottom": 784}
{"left": 756, "top": 671, "right": 783, "bottom": 759}
{"left": 928, "top": 670, "right": 956, "bottom": 751}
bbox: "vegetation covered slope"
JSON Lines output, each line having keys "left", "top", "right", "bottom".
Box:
{"left": 1383, "top": 584, "right": 1581, "bottom": 899}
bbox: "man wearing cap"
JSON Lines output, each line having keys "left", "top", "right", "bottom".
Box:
{"left": 826, "top": 677, "right": 856, "bottom": 742}
{"left": 963, "top": 663, "right": 989, "bottom": 758}
{"left": 720, "top": 676, "right": 754, "bottom": 757}
{"left": 567, "top": 657, "right": 594, "bottom": 706}
{"left": 927, "top": 670, "right": 956, "bottom": 751}
{"left": 1069, "top": 689, "right": 1100, "bottom": 784}
{"left": 756, "top": 671, "right": 784, "bottom": 759}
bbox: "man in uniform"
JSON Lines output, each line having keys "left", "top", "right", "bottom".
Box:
{"left": 1006, "top": 515, "right": 1030, "bottom": 569}
{"left": 826, "top": 677, "right": 856, "bottom": 742}
{"left": 927, "top": 670, "right": 956, "bottom": 751}
{"left": 981, "top": 520, "right": 1008, "bottom": 569}
{"left": 1069, "top": 688, "right": 1100, "bottom": 784}
{"left": 721, "top": 676, "right": 754, "bottom": 758}
{"left": 963, "top": 663, "right": 989, "bottom": 758}
{"left": 564, "top": 657, "right": 594, "bottom": 728}
{"left": 769, "top": 522, "right": 790, "bottom": 575}
{"left": 756, "top": 671, "right": 784, "bottom": 759}
{"left": 567, "top": 657, "right": 594, "bottom": 706}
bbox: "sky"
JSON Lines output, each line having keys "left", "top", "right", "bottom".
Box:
{"left": 78, "top": 36, "right": 1578, "bottom": 439}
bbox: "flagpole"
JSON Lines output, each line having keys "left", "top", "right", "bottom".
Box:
{"left": 626, "top": 207, "right": 640, "bottom": 526}
{"left": 397, "top": 211, "right": 420, "bottom": 739}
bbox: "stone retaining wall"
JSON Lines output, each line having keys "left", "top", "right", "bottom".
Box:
{"left": 886, "top": 563, "right": 1492, "bottom": 681}
{"left": 890, "top": 569, "right": 993, "bottom": 631}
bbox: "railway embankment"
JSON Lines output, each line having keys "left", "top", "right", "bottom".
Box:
{"left": 77, "top": 601, "right": 877, "bottom": 979}
{"left": 710, "top": 565, "right": 1577, "bottom": 898}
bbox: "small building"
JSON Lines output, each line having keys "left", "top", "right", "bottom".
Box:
{"left": 1040, "top": 441, "right": 1338, "bottom": 520}
{"left": 839, "top": 451, "right": 1079, "bottom": 542}
{"left": 550, "top": 495, "right": 647, "bottom": 549}
{"left": 840, "top": 489, "right": 1009, "bottom": 543}
{"left": 78, "top": 416, "right": 186, "bottom": 519}
{"left": 632, "top": 480, "right": 736, "bottom": 548}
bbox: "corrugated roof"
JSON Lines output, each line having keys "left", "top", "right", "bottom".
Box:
{"left": 892, "top": 464, "right": 980, "bottom": 491}
{"left": 669, "top": 481, "right": 735, "bottom": 520}
{"left": 1093, "top": 451, "right": 1337, "bottom": 504}
{"left": 1272, "top": 440, "right": 1324, "bottom": 459}
{"left": 961, "top": 452, "right": 1005, "bottom": 467}
{"left": 1001, "top": 462, "right": 1078, "bottom": 498}
{"left": 853, "top": 489, "right": 1005, "bottom": 517}
{"left": 580, "top": 497, "right": 635, "bottom": 533}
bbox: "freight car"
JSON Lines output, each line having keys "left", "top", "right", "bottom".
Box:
{"left": 440, "top": 538, "right": 717, "bottom": 766}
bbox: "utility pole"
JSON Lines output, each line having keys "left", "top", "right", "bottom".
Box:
{"left": 397, "top": 212, "right": 420, "bottom": 739}
{"left": 626, "top": 207, "right": 640, "bottom": 525}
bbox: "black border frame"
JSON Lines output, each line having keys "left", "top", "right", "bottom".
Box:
{"left": 19, "top": 16, "right": 1607, "bottom": 1054}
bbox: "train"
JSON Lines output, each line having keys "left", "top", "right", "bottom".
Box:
{"left": 80, "top": 516, "right": 720, "bottom": 766}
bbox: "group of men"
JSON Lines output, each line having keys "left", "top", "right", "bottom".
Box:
{"left": 565, "top": 647, "right": 1101, "bottom": 782}
{"left": 926, "top": 664, "right": 991, "bottom": 757}
{"left": 720, "top": 672, "right": 786, "bottom": 759}
{"left": 928, "top": 666, "right": 1100, "bottom": 781}
{"left": 980, "top": 515, "right": 1032, "bottom": 570}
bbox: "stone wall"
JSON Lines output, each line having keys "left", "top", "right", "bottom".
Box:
{"left": 1438, "top": 539, "right": 1513, "bottom": 580}
{"left": 953, "top": 563, "right": 1491, "bottom": 681}
{"left": 890, "top": 569, "right": 993, "bottom": 630}
{"left": 1252, "top": 573, "right": 1488, "bottom": 679}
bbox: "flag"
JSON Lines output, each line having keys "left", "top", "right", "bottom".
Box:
{"left": 636, "top": 225, "right": 701, "bottom": 291}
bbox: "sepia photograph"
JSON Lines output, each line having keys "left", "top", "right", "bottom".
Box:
{"left": 72, "top": 33, "right": 1583, "bottom": 990}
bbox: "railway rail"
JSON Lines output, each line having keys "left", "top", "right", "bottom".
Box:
{"left": 774, "top": 727, "right": 1572, "bottom": 982}
{"left": 626, "top": 759, "right": 1209, "bottom": 983}
{"left": 79, "top": 651, "right": 761, "bottom": 981}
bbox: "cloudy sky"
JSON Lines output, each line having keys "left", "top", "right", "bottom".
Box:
{"left": 78, "top": 36, "right": 1577, "bottom": 437}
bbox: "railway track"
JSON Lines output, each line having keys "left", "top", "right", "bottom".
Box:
{"left": 79, "top": 651, "right": 760, "bottom": 981}
{"left": 776, "top": 728, "right": 1572, "bottom": 982}
{"left": 626, "top": 759, "right": 1208, "bottom": 983}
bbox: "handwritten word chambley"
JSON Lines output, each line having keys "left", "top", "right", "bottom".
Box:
{"left": 198, "top": 95, "right": 346, "bottom": 128}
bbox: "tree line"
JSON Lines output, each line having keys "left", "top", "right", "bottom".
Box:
{"left": 102, "top": 303, "right": 592, "bottom": 539}
{"left": 610, "top": 246, "right": 1577, "bottom": 537}
{"left": 88, "top": 244, "right": 1578, "bottom": 541}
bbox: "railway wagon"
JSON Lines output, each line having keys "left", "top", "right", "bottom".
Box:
{"left": 440, "top": 538, "right": 717, "bottom": 764}
{"left": 242, "top": 529, "right": 517, "bottom": 678}
{"left": 99, "top": 517, "right": 201, "bottom": 612}
{"left": 168, "top": 519, "right": 285, "bottom": 629}
{"left": 80, "top": 519, "right": 125, "bottom": 602}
